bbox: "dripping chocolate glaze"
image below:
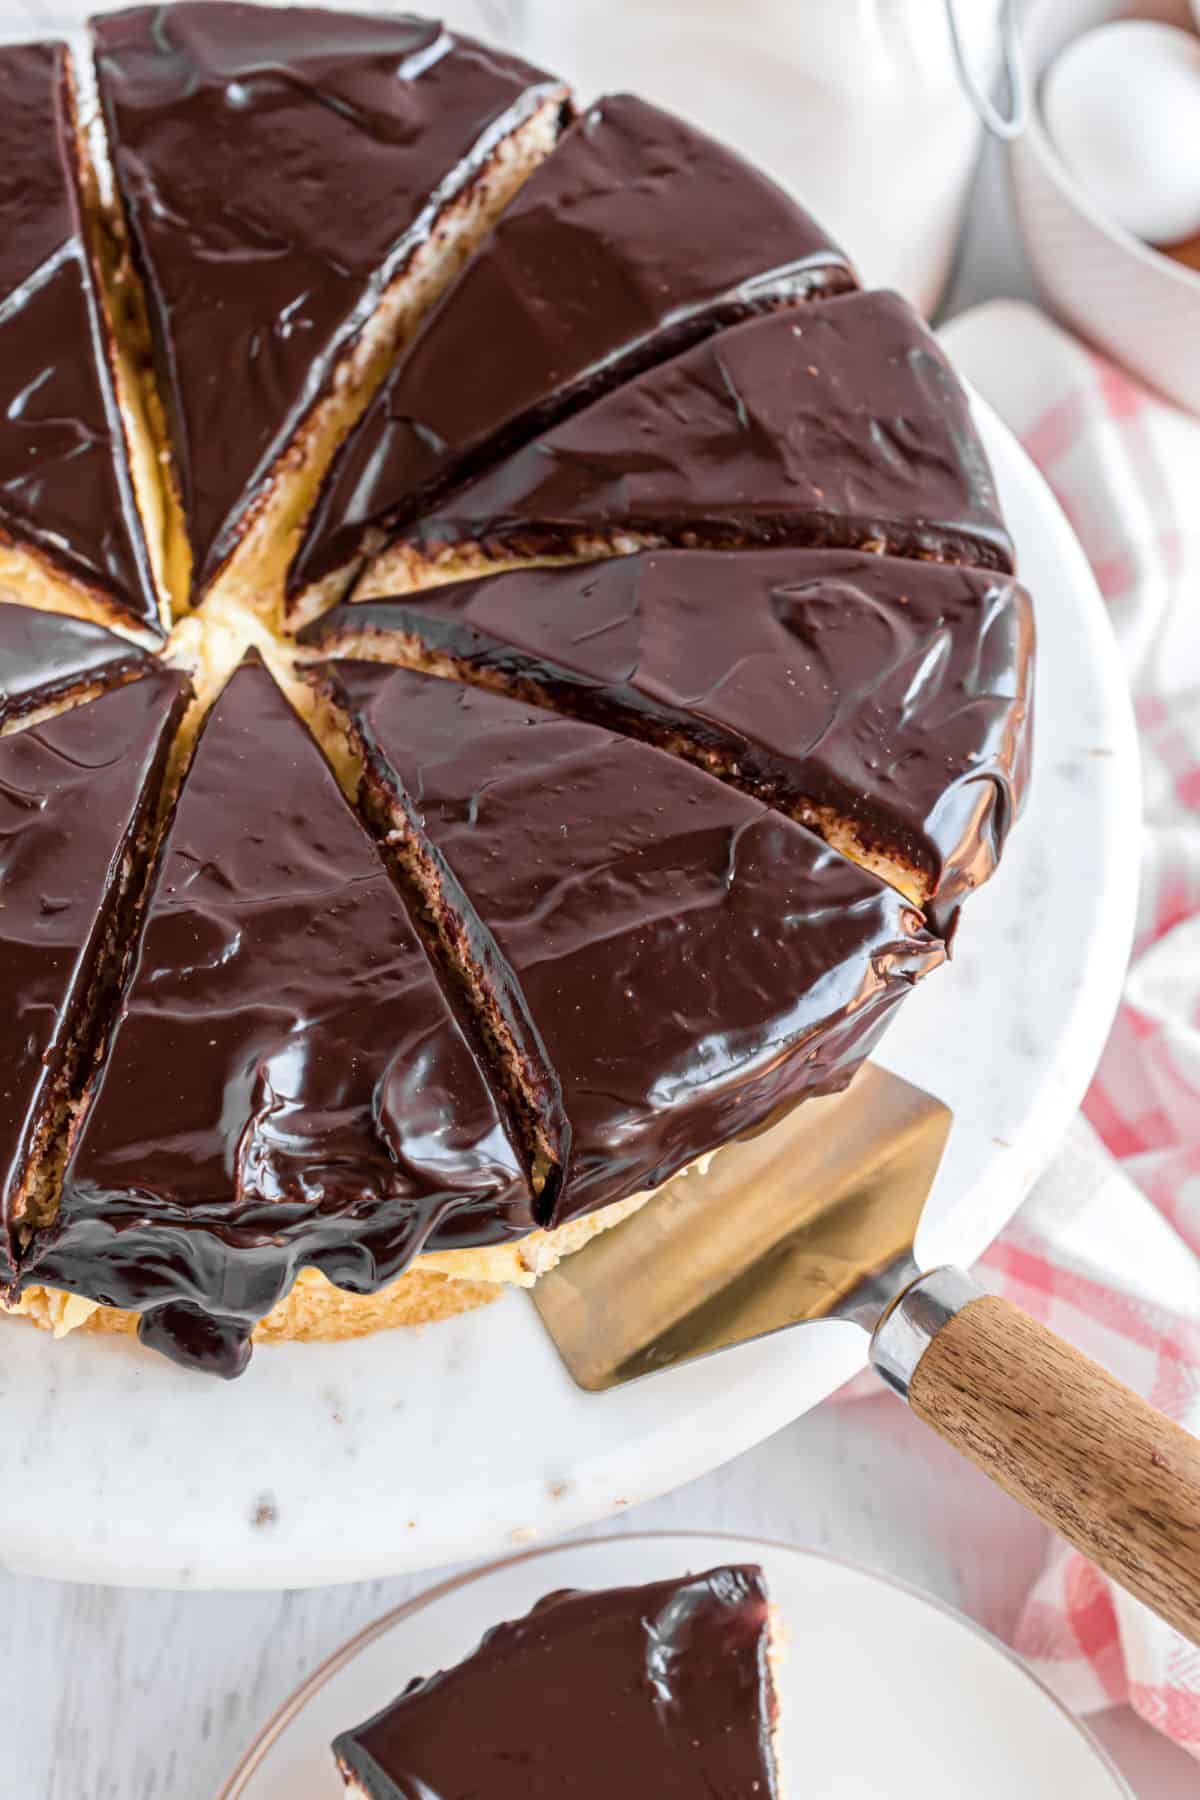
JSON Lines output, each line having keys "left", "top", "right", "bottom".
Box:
{"left": 0, "top": 603, "right": 151, "bottom": 728}
{"left": 396, "top": 289, "right": 1015, "bottom": 575}
{"left": 0, "top": 41, "right": 158, "bottom": 631}
{"left": 21, "top": 653, "right": 532, "bottom": 1377}
{"left": 91, "top": 3, "right": 565, "bottom": 595}
{"left": 306, "top": 547, "right": 1034, "bottom": 924}
{"left": 290, "top": 90, "right": 856, "bottom": 598}
{"left": 334, "top": 1565, "right": 780, "bottom": 1800}
{"left": 0, "top": 668, "right": 190, "bottom": 1272}
{"left": 333, "top": 664, "right": 944, "bottom": 1226}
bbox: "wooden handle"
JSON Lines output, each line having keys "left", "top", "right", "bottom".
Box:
{"left": 908, "top": 1293, "right": 1200, "bottom": 1643}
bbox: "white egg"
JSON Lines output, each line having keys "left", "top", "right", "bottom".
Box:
{"left": 1043, "top": 21, "right": 1200, "bottom": 246}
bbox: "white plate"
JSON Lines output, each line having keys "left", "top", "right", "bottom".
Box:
{"left": 0, "top": 400, "right": 1140, "bottom": 1589}
{"left": 219, "top": 1532, "right": 1132, "bottom": 1799}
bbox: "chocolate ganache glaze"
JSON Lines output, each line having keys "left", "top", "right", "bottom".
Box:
{"left": 290, "top": 90, "right": 856, "bottom": 601}
{"left": 0, "top": 667, "right": 190, "bottom": 1273}
{"left": 307, "top": 547, "right": 1034, "bottom": 921}
{"left": 393, "top": 289, "right": 1014, "bottom": 578}
{"left": 333, "top": 1565, "right": 779, "bottom": 1800}
{"left": 91, "top": 4, "right": 564, "bottom": 596}
{"left": 22, "top": 652, "right": 532, "bottom": 1376}
{"left": 0, "top": 41, "right": 158, "bottom": 634}
{"left": 0, "top": 603, "right": 151, "bottom": 729}
{"left": 333, "top": 664, "right": 944, "bottom": 1224}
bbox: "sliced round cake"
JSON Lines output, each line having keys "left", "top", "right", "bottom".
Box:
{"left": 0, "top": 3, "right": 1032, "bottom": 1376}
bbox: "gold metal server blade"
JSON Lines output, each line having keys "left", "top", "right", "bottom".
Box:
{"left": 531, "top": 1063, "right": 952, "bottom": 1392}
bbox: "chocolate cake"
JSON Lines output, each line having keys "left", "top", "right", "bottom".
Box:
{"left": 333, "top": 1565, "right": 781, "bottom": 1799}
{"left": 304, "top": 548, "right": 1034, "bottom": 922}
{"left": 288, "top": 90, "right": 856, "bottom": 619}
{"left": 0, "top": 4, "right": 1032, "bottom": 1375}
{"left": 0, "top": 41, "right": 161, "bottom": 640}
{"left": 357, "top": 289, "right": 1014, "bottom": 597}
{"left": 0, "top": 603, "right": 151, "bottom": 730}
{"left": 90, "top": 4, "right": 567, "bottom": 620}
{"left": 0, "top": 666, "right": 190, "bottom": 1271}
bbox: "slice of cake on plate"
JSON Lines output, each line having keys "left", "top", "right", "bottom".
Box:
{"left": 334, "top": 1565, "right": 782, "bottom": 1798}
{"left": 357, "top": 290, "right": 1014, "bottom": 598}
{"left": 0, "top": 41, "right": 163, "bottom": 641}
{"left": 288, "top": 90, "right": 856, "bottom": 620}
{"left": 88, "top": 3, "right": 568, "bottom": 619}
{"left": 304, "top": 547, "right": 1033, "bottom": 926}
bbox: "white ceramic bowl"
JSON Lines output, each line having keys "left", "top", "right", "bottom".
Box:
{"left": 1011, "top": 0, "right": 1200, "bottom": 413}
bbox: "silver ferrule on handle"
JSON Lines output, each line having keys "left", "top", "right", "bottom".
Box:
{"left": 870, "top": 1265, "right": 984, "bottom": 1400}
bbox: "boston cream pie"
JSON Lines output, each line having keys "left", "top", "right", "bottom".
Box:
{"left": 0, "top": 5, "right": 1031, "bottom": 1374}
{"left": 333, "top": 1566, "right": 782, "bottom": 1799}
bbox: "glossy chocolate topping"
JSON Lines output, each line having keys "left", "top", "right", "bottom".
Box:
{"left": 335, "top": 664, "right": 943, "bottom": 1222}
{"left": 91, "top": 4, "right": 563, "bottom": 594}
{"left": 0, "top": 41, "right": 157, "bottom": 630}
{"left": 309, "top": 548, "right": 1033, "bottom": 916}
{"left": 334, "top": 1565, "right": 780, "bottom": 1800}
{"left": 0, "top": 667, "right": 190, "bottom": 1265}
{"left": 0, "top": 602, "right": 151, "bottom": 728}
{"left": 291, "top": 91, "right": 856, "bottom": 596}
{"left": 401, "top": 290, "right": 1014, "bottom": 575}
{"left": 24, "top": 652, "right": 531, "bottom": 1376}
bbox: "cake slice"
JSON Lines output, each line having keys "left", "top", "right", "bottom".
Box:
{"left": 0, "top": 41, "right": 162, "bottom": 640}
{"left": 90, "top": 4, "right": 568, "bottom": 616}
{"left": 305, "top": 548, "right": 1034, "bottom": 922}
{"left": 334, "top": 1565, "right": 782, "bottom": 1798}
{"left": 0, "top": 666, "right": 191, "bottom": 1278}
{"left": 19, "top": 651, "right": 533, "bottom": 1377}
{"left": 358, "top": 290, "right": 1013, "bottom": 597}
{"left": 329, "top": 665, "right": 944, "bottom": 1225}
{"left": 0, "top": 602, "right": 152, "bottom": 731}
{"left": 288, "top": 90, "right": 856, "bottom": 618}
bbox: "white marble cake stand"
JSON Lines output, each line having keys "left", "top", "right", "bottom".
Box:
{"left": 0, "top": 398, "right": 1139, "bottom": 1589}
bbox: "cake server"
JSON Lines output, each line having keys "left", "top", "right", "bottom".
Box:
{"left": 532, "top": 1063, "right": 1200, "bottom": 1641}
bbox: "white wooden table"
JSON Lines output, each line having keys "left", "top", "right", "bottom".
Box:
{"left": 3, "top": 83, "right": 1193, "bottom": 1800}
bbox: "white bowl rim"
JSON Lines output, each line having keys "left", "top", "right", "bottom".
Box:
{"left": 1018, "top": 9, "right": 1200, "bottom": 298}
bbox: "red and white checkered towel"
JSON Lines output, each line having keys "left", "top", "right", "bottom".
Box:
{"left": 938, "top": 301, "right": 1200, "bottom": 1754}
